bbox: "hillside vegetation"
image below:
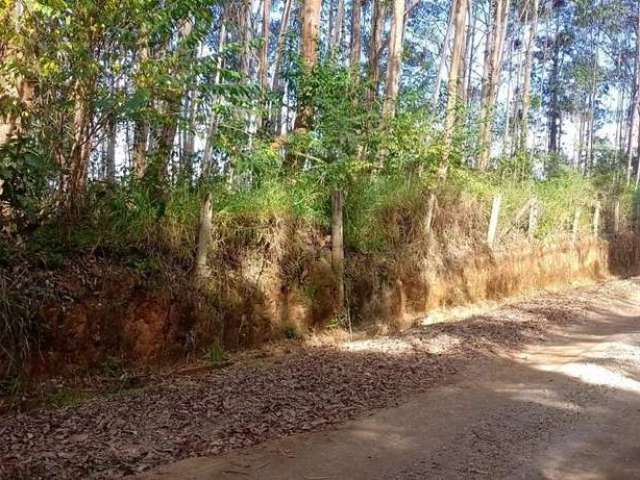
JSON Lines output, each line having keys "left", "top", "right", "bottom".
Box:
{"left": 2, "top": 0, "right": 640, "bottom": 382}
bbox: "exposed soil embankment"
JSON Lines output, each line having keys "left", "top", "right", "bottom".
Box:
{"left": 2, "top": 277, "right": 640, "bottom": 479}
{"left": 3, "top": 227, "right": 639, "bottom": 379}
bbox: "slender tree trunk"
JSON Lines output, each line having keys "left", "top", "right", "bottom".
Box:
{"left": 203, "top": 21, "right": 227, "bottom": 175}
{"left": 271, "top": 0, "right": 293, "bottom": 92}
{"left": 331, "top": 190, "right": 345, "bottom": 315}
{"left": 459, "top": 0, "right": 473, "bottom": 105}
{"left": 293, "top": 0, "right": 321, "bottom": 132}
{"left": 182, "top": 91, "right": 197, "bottom": 180}
{"left": 239, "top": 0, "right": 253, "bottom": 78}
{"left": 465, "top": 0, "right": 478, "bottom": 108}
{"left": 0, "top": 1, "right": 34, "bottom": 148}
{"left": 547, "top": 9, "right": 561, "bottom": 154}
{"left": 332, "top": 0, "right": 345, "bottom": 51}
{"left": 132, "top": 120, "right": 149, "bottom": 177}
{"left": 105, "top": 113, "right": 117, "bottom": 181}
{"left": 432, "top": 0, "right": 455, "bottom": 110}
{"left": 636, "top": 121, "right": 640, "bottom": 188}
{"left": 626, "top": 4, "right": 640, "bottom": 184}
{"left": 503, "top": 40, "right": 514, "bottom": 156}
{"left": 519, "top": 0, "right": 538, "bottom": 152}
{"left": 577, "top": 112, "right": 584, "bottom": 169}
{"left": 349, "top": 0, "right": 363, "bottom": 72}
{"left": 477, "top": 0, "right": 511, "bottom": 170}
{"left": 382, "top": 0, "right": 406, "bottom": 119}
{"left": 195, "top": 193, "right": 213, "bottom": 279}
{"left": 63, "top": 80, "right": 94, "bottom": 208}
{"left": 155, "top": 18, "right": 197, "bottom": 180}
{"left": 368, "top": 0, "right": 386, "bottom": 102}
{"left": 614, "top": 51, "right": 624, "bottom": 168}
{"left": 133, "top": 42, "right": 150, "bottom": 177}
{"left": 259, "top": 0, "right": 272, "bottom": 90}
{"left": 441, "top": 0, "right": 469, "bottom": 176}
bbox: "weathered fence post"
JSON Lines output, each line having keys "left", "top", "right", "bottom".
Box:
{"left": 424, "top": 192, "right": 437, "bottom": 234}
{"left": 195, "top": 192, "right": 213, "bottom": 279}
{"left": 613, "top": 200, "right": 620, "bottom": 235}
{"left": 487, "top": 194, "right": 501, "bottom": 248}
{"left": 572, "top": 207, "right": 581, "bottom": 243}
{"left": 331, "top": 190, "right": 345, "bottom": 315}
{"left": 528, "top": 199, "right": 538, "bottom": 241}
{"left": 592, "top": 201, "right": 601, "bottom": 237}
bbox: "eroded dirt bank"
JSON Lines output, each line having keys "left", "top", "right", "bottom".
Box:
{"left": 3, "top": 278, "right": 640, "bottom": 479}
{"left": 137, "top": 278, "right": 640, "bottom": 480}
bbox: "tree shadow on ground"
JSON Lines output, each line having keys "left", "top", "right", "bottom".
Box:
{"left": 2, "top": 278, "right": 640, "bottom": 480}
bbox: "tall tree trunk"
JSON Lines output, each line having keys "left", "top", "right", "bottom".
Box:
{"left": 432, "top": 0, "right": 455, "bottom": 110}
{"left": 0, "top": 1, "right": 34, "bottom": 148}
{"left": 459, "top": 0, "right": 472, "bottom": 105}
{"left": 465, "top": 0, "right": 478, "bottom": 108}
{"left": 271, "top": 0, "right": 293, "bottom": 92}
{"left": 195, "top": 193, "right": 213, "bottom": 279}
{"left": 332, "top": 0, "right": 345, "bottom": 51}
{"left": 349, "top": 0, "right": 363, "bottom": 72}
{"left": 105, "top": 113, "right": 117, "bottom": 181}
{"left": 441, "top": 0, "right": 469, "bottom": 175}
{"left": 626, "top": 3, "right": 640, "bottom": 184}
{"left": 636, "top": 119, "right": 640, "bottom": 188}
{"left": 368, "top": 0, "right": 386, "bottom": 102}
{"left": 382, "top": 0, "right": 406, "bottom": 119}
{"left": 155, "top": 18, "right": 196, "bottom": 180}
{"left": 477, "top": 0, "right": 511, "bottom": 170}
{"left": 577, "top": 112, "right": 585, "bottom": 169}
{"left": 132, "top": 42, "right": 150, "bottom": 177}
{"left": 502, "top": 39, "right": 514, "bottom": 156}
{"left": 547, "top": 7, "right": 561, "bottom": 154}
{"left": 63, "top": 80, "right": 93, "bottom": 208}
{"left": 259, "top": 0, "right": 272, "bottom": 90}
{"left": 331, "top": 190, "right": 345, "bottom": 316}
{"left": 270, "top": 0, "right": 293, "bottom": 135}
{"left": 585, "top": 67, "right": 596, "bottom": 174}
{"left": 519, "top": 0, "right": 538, "bottom": 152}
{"left": 293, "top": 0, "right": 321, "bottom": 132}
{"left": 239, "top": 0, "right": 253, "bottom": 78}
{"left": 203, "top": 20, "right": 227, "bottom": 176}
{"left": 182, "top": 91, "right": 197, "bottom": 180}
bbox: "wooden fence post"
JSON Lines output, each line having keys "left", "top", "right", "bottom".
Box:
{"left": 592, "top": 201, "right": 601, "bottom": 237}
{"left": 613, "top": 200, "right": 620, "bottom": 235}
{"left": 195, "top": 192, "right": 213, "bottom": 279}
{"left": 487, "top": 194, "right": 501, "bottom": 248}
{"left": 331, "top": 190, "right": 345, "bottom": 315}
{"left": 528, "top": 199, "right": 538, "bottom": 241}
{"left": 424, "top": 192, "right": 437, "bottom": 234}
{"left": 572, "top": 207, "right": 581, "bottom": 242}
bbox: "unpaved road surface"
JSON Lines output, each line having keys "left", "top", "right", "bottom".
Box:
{"left": 3, "top": 278, "right": 640, "bottom": 479}
{"left": 138, "top": 279, "right": 640, "bottom": 480}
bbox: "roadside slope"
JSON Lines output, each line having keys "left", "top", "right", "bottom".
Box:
{"left": 3, "top": 278, "right": 640, "bottom": 479}
{"left": 138, "top": 278, "right": 640, "bottom": 480}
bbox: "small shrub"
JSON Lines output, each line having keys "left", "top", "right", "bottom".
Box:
{"left": 207, "top": 343, "right": 226, "bottom": 367}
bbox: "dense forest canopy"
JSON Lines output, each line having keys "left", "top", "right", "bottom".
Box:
{"left": 1, "top": 0, "right": 639, "bottom": 243}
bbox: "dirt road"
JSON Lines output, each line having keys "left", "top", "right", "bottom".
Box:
{"left": 4, "top": 278, "right": 640, "bottom": 479}
{"left": 138, "top": 279, "right": 640, "bottom": 480}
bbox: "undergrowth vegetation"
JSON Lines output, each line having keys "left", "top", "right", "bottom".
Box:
{"left": 2, "top": 56, "right": 639, "bottom": 382}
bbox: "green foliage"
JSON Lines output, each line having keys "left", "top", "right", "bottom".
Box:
{"left": 0, "top": 138, "right": 57, "bottom": 229}
{"left": 346, "top": 174, "right": 431, "bottom": 253}
{"left": 207, "top": 342, "right": 226, "bottom": 367}
{"left": 283, "top": 324, "right": 300, "bottom": 340}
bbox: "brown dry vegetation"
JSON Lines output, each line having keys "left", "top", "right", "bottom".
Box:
{"left": 3, "top": 192, "right": 639, "bottom": 383}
